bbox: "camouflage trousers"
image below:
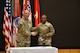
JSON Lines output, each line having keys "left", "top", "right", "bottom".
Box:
{"left": 38, "top": 39, "right": 52, "bottom": 46}
{"left": 16, "top": 42, "right": 30, "bottom": 47}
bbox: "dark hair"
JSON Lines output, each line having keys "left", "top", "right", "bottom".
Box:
{"left": 41, "top": 13, "right": 47, "bottom": 17}
{"left": 42, "top": 13, "right": 47, "bottom": 16}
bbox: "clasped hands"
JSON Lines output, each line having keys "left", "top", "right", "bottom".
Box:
{"left": 31, "top": 32, "right": 46, "bottom": 38}
{"left": 31, "top": 32, "right": 37, "bottom": 36}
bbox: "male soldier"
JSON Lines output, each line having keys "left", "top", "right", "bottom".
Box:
{"left": 16, "top": 10, "right": 36, "bottom": 47}
{"left": 37, "top": 14, "right": 55, "bottom": 46}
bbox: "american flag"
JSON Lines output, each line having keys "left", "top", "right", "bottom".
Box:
{"left": 3, "top": 0, "right": 12, "bottom": 49}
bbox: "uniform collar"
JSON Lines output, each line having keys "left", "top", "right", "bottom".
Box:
{"left": 22, "top": 16, "right": 29, "bottom": 21}
{"left": 41, "top": 21, "right": 48, "bottom": 25}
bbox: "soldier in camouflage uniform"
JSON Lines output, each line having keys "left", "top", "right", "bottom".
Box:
{"left": 16, "top": 10, "right": 36, "bottom": 47}
{"left": 37, "top": 14, "right": 55, "bottom": 46}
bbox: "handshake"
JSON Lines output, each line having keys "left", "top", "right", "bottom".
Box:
{"left": 31, "top": 32, "right": 37, "bottom": 36}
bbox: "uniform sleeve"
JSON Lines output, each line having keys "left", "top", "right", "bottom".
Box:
{"left": 31, "top": 27, "right": 37, "bottom": 31}
{"left": 46, "top": 24, "right": 55, "bottom": 37}
{"left": 32, "top": 27, "right": 39, "bottom": 35}
{"left": 18, "top": 20, "right": 31, "bottom": 36}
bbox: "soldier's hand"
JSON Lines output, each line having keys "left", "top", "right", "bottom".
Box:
{"left": 31, "top": 32, "right": 37, "bottom": 36}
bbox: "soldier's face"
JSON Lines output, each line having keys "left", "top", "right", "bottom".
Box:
{"left": 23, "top": 10, "right": 30, "bottom": 19}
{"left": 41, "top": 15, "right": 47, "bottom": 23}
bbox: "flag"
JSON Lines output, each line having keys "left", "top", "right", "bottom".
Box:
{"left": 14, "top": 0, "right": 21, "bottom": 17}
{"left": 3, "top": 0, "right": 12, "bottom": 50}
{"left": 12, "top": 0, "right": 21, "bottom": 47}
{"left": 23, "top": 0, "right": 32, "bottom": 21}
{"left": 34, "top": 0, "right": 40, "bottom": 27}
